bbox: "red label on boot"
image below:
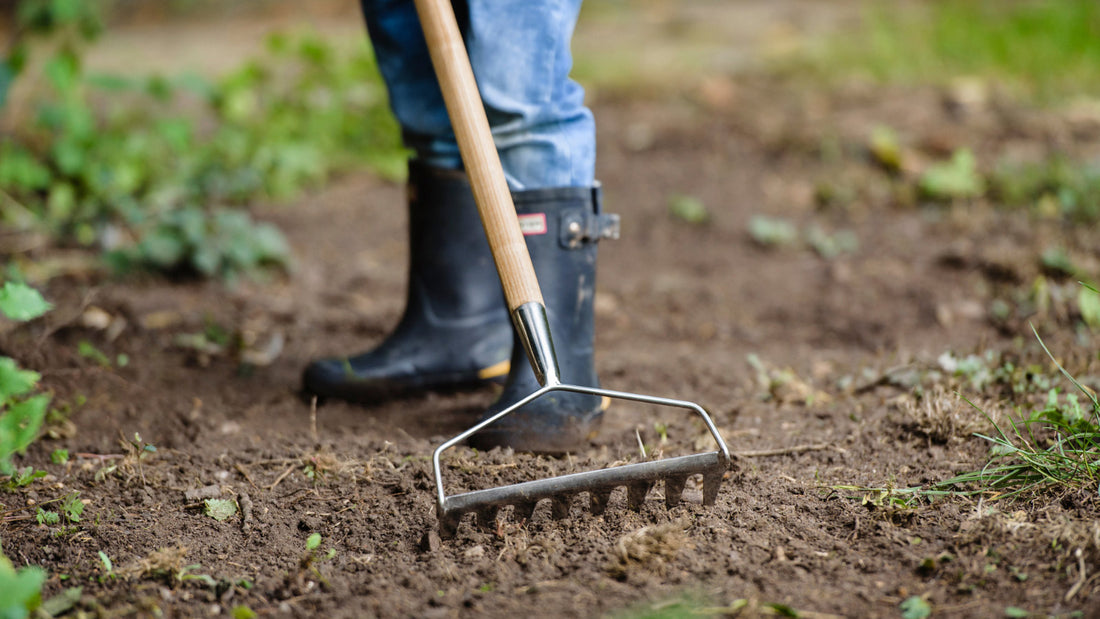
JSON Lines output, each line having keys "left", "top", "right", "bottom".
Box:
{"left": 517, "top": 213, "right": 547, "bottom": 236}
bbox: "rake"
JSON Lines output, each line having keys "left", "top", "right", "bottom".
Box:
{"left": 412, "top": 0, "right": 733, "bottom": 537}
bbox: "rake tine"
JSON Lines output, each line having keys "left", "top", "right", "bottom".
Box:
{"left": 475, "top": 506, "right": 499, "bottom": 531}
{"left": 626, "top": 480, "right": 654, "bottom": 510}
{"left": 513, "top": 501, "right": 538, "bottom": 524}
{"left": 440, "top": 513, "right": 460, "bottom": 539}
{"left": 702, "top": 468, "right": 724, "bottom": 506}
{"left": 664, "top": 474, "right": 689, "bottom": 508}
{"left": 550, "top": 495, "right": 572, "bottom": 520}
{"left": 589, "top": 489, "right": 613, "bottom": 515}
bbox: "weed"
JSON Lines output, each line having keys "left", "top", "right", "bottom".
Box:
{"left": 990, "top": 158, "right": 1100, "bottom": 224}
{"left": 0, "top": 283, "right": 53, "bottom": 477}
{"left": 667, "top": 194, "right": 709, "bottom": 225}
{"left": 76, "top": 340, "right": 111, "bottom": 367}
{"left": 203, "top": 498, "right": 237, "bottom": 522}
{"left": 35, "top": 507, "right": 59, "bottom": 525}
{"left": 900, "top": 595, "right": 932, "bottom": 619}
{"left": 97, "top": 550, "right": 115, "bottom": 581}
{"left": 121, "top": 545, "right": 215, "bottom": 588}
{"left": 0, "top": 548, "right": 46, "bottom": 619}
{"left": 95, "top": 432, "right": 157, "bottom": 485}
{"left": 747, "top": 215, "right": 798, "bottom": 248}
{"left": 294, "top": 533, "right": 335, "bottom": 591}
{"left": 5, "top": 467, "right": 47, "bottom": 490}
{"left": 61, "top": 491, "right": 83, "bottom": 522}
{"left": 919, "top": 149, "right": 985, "bottom": 202}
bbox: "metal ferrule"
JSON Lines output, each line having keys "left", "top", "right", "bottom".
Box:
{"left": 511, "top": 302, "right": 560, "bottom": 387}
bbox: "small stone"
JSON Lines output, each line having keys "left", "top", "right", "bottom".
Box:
{"left": 419, "top": 530, "right": 441, "bottom": 553}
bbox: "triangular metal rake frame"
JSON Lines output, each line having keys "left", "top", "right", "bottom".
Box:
{"left": 432, "top": 384, "right": 732, "bottom": 537}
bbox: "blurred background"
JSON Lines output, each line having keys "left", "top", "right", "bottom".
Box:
{"left": 1, "top": 0, "right": 1098, "bottom": 280}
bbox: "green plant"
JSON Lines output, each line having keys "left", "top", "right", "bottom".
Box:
{"left": 49, "top": 449, "right": 68, "bottom": 464}
{"left": 2, "top": 1, "right": 405, "bottom": 280}
{"left": 0, "top": 549, "right": 46, "bottom": 619}
{"left": 667, "top": 194, "right": 709, "bottom": 224}
{"left": 0, "top": 282, "right": 53, "bottom": 476}
{"left": 747, "top": 216, "right": 798, "bottom": 247}
{"left": 990, "top": 157, "right": 1100, "bottom": 224}
{"left": 35, "top": 508, "right": 59, "bottom": 525}
{"left": 61, "top": 491, "right": 83, "bottom": 522}
{"left": 900, "top": 595, "right": 932, "bottom": 619}
{"left": 203, "top": 498, "right": 237, "bottom": 522}
{"left": 919, "top": 149, "right": 985, "bottom": 202}
{"left": 97, "top": 550, "right": 114, "bottom": 581}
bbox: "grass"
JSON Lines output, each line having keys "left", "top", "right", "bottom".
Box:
{"left": 816, "top": 0, "right": 1100, "bottom": 101}
{"left": 840, "top": 320, "right": 1100, "bottom": 507}
{"left": 938, "top": 326, "right": 1100, "bottom": 500}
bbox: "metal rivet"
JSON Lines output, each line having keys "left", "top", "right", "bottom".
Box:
{"left": 567, "top": 221, "right": 582, "bottom": 235}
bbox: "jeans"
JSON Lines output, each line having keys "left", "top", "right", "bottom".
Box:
{"left": 360, "top": 0, "right": 595, "bottom": 190}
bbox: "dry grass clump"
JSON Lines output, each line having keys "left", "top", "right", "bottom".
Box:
{"left": 120, "top": 545, "right": 189, "bottom": 581}
{"left": 606, "top": 519, "right": 689, "bottom": 579}
{"left": 898, "top": 386, "right": 1004, "bottom": 443}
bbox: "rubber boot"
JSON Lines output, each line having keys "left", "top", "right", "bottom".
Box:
{"left": 302, "top": 162, "right": 513, "bottom": 404}
{"left": 467, "top": 185, "right": 619, "bottom": 454}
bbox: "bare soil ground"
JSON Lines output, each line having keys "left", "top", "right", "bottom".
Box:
{"left": 4, "top": 2, "right": 1100, "bottom": 618}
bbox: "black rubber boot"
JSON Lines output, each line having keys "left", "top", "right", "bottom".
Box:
{"left": 302, "top": 162, "right": 513, "bottom": 404}
{"left": 467, "top": 185, "right": 619, "bottom": 454}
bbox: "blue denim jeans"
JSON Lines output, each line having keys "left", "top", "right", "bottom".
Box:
{"left": 360, "top": 0, "right": 595, "bottom": 190}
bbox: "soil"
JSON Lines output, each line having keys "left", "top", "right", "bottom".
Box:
{"left": 3, "top": 3, "right": 1100, "bottom": 618}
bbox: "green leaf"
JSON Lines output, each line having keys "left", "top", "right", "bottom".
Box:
{"left": 869, "top": 125, "right": 903, "bottom": 171}
{"left": 203, "top": 498, "right": 237, "bottom": 522}
{"left": 1004, "top": 607, "right": 1029, "bottom": 618}
{"left": 306, "top": 533, "right": 322, "bottom": 551}
{"left": 0, "top": 61, "right": 14, "bottom": 110}
{"left": 764, "top": 603, "right": 800, "bottom": 617}
{"left": 0, "top": 283, "right": 52, "bottom": 322}
{"left": 900, "top": 596, "right": 932, "bottom": 619}
{"left": 668, "top": 194, "right": 709, "bottom": 224}
{"left": 0, "top": 554, "right": 45, "bottom": 619}
{"left": 919, "top": 148, "right": 985, "bottom": 201}
{"left": 748, "top": 215, "right": 798, "bottom": 247}
{"left": 61, "top": 492, "right": 83, "bottom": 523}
{"left": 1078, "top": 283, "right": 1100, "bottom": 330}
{"left": 231, "top": 606, "right": 258, "bottom": 619}
{"left": 97, "top": 551, "right": 111, "bottom": 573}
{"left": 38, "top": 587, "right": 82, "bottom": 617}
{"left": 35, "top": 509, "right": 59, "bottom": 526}
{"left": 1, "top": 394, "right": 52, "bottom": 462}
{"left": 0, "top": 358, "right": 41, "bottom": 400}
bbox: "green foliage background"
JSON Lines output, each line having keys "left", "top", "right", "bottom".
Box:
{"left": 1, "top": 0, "right": 405, "bottom": 279}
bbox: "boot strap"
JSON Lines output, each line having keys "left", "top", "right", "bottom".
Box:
{"left": 559, "top": 185, "right": 620, "bottom": 249}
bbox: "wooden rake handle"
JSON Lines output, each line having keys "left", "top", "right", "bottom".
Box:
{"left": 412, "top": 0, "right": 543, "bottom": 312}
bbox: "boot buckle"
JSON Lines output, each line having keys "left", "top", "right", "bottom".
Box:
{"left": 560, "top": 211, "right": 621, "bottom": 249}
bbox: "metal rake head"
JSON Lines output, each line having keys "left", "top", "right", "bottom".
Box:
{"left": 432, "top": 383, "right": 732, "bottom": 537}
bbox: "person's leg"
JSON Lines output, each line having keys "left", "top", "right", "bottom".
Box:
{"left": 307, "top": 0, "right": 616, "bottom": 453}
{"left": 462, "top": 0, "right": 595, "bottom": 189}
{"left": 302, "top": 0, "right": 511, "bottom": 404}
{"left": 362, "top": 0, "right": 595, "bottom": 190}
{"left": 453, "top": 0, "right": 617, "bottom": 452}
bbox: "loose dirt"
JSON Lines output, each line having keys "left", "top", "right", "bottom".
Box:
{"left": 3, "top": 3, "right": 1100, "bottom": 618}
